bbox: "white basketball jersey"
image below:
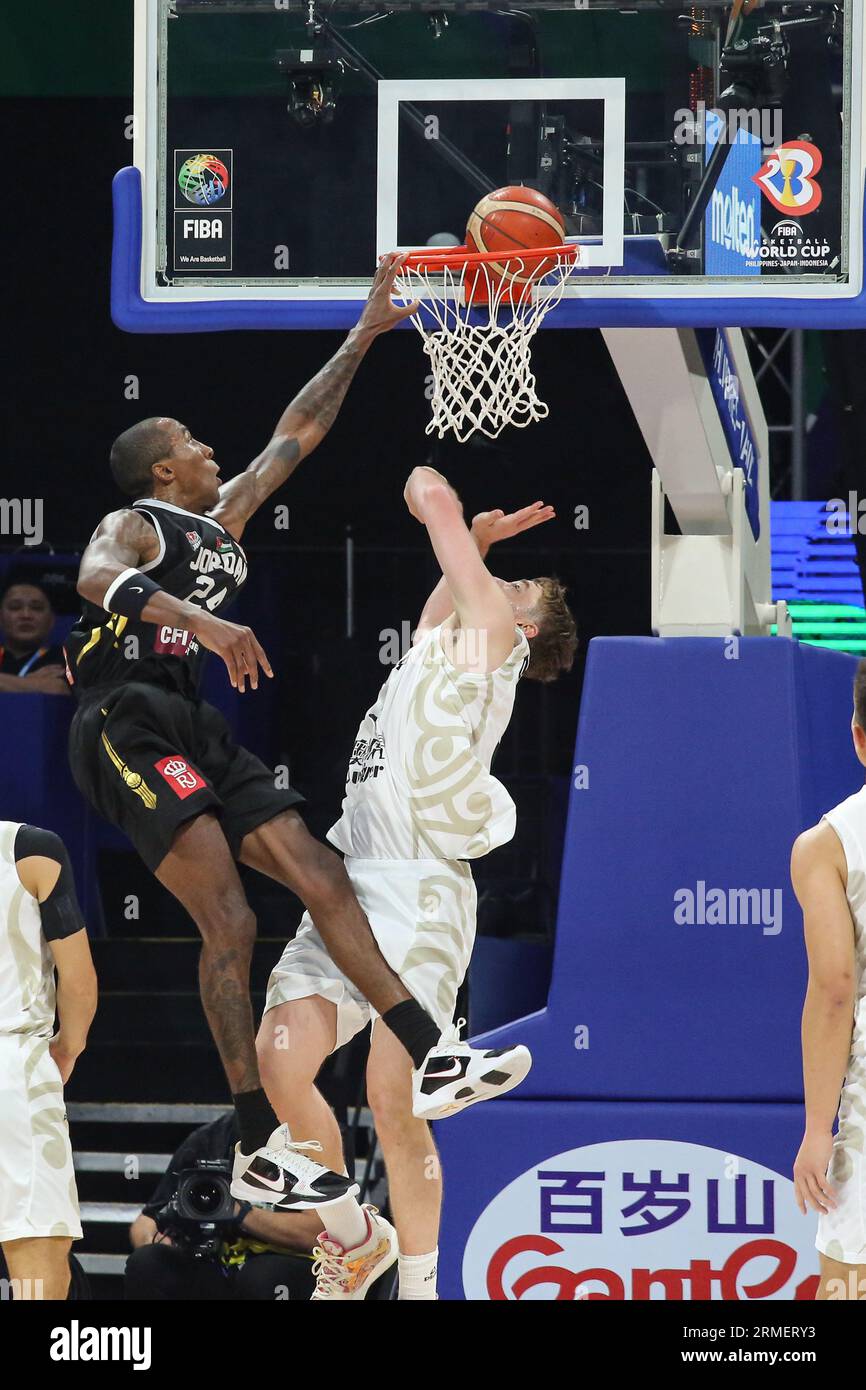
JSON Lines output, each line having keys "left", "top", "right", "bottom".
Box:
{"left": 0, "top": 821, "right": 56, "bottom": 1037}
{"left": 823, "top": 787, "right": 866, "bottom": 1060}
{"left": 328, "top": 623, "right": 529, "bottom": 861}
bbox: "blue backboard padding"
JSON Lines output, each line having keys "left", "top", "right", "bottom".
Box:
{"left": 469, "top": 637, "right": 860, "bottom": 1102}
{"left": 111, "top": 168, "right": 365, "bottom": 333}
{"left": 434, "top": 1099, "right": 813, "bottom": 1301}
{"left": 112, "top": 166, "right": 866, "bottom": 332}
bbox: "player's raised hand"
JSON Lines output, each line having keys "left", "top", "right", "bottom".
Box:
{"left": 471, "top": 501, "right": 556, "bottom": 554}
{"left": 189, "top": 611, "right": 273, "bottom": 693}
{"left": 357, "top": 252, "right": 420, "bottom": 335}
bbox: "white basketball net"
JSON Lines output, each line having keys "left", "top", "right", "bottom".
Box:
{"left": 396, "top": 249, "right": 578, "bottom": 443}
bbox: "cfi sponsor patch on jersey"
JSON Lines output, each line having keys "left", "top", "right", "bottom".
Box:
{"left": 186, "top": 530, "right": 202, "bottom": 550}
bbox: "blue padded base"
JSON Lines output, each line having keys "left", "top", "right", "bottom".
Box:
{"left": 470, "top": 637, "right": 861, "bottom": 1102}
{"left": 435, "top": 1099, "right": 819, "bottom": 1301}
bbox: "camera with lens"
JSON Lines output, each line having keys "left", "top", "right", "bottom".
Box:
{"left": 276, "top": 47, "right": 345, "bottom": 129}
{"left": 155, "top": 1159, "right": 238, "bottom": 1259}
{"left": 719, "top": 31, "right": 790, "bottom": 107}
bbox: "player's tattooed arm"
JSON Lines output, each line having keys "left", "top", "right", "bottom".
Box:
{"left": 210, "top": 253, "right": 418, "bottom": 540}
{"left": 76, "top": 508, "right": 162, "bottom": 600}
{"left": 415, "top": 501, "right": 555, "bottom": 639}
{"left": 77, "top": 509, "right": 273, "bottom": 692}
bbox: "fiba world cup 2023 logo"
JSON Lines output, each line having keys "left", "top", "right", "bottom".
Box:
{"left": 178, "top": 154, "right": 230, "bottom": 207}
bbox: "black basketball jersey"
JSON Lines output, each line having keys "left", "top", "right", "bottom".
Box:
{"left": 66, "top": 499, "right": 248, "bottom": 699}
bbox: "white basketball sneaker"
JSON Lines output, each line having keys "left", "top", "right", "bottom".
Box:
{"left": 311, "top": 1206, "right": 398, "bottom": 1300}
{"left": 411, "top": 1020, "right": 533, "bottom": 1120}
{"left": 231, "top": 1124, "right": 359, "bottom": 1211}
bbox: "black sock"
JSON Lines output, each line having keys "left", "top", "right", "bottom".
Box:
{"left": 382, "top": 1000, "right": 441, "bottom": 1069}
{"left": 233, "top": 1087, "right": 279, "bottom": 1155}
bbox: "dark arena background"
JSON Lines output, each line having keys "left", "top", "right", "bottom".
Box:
{"left": 3, "top": 0, "right": 866, "bottom": 1338}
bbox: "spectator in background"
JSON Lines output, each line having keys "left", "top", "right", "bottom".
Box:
{"left": 0, "top": 579, "right": 69, "bottom": 695}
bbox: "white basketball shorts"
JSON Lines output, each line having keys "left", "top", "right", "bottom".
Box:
{"left": 0, "top": 1033, "right": 82, "bottom": 1243}
{"left": 264, "top": 856, "right": 477, "bottom": 1049}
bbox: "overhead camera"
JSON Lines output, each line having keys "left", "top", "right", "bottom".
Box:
{"left": 276, "top": 47, "right": 345, "bottom": 129}
{"left": 719, "top": 30, "right": 790, "bottom": 107}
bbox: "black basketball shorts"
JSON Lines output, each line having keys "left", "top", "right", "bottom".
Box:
{"left": 68, "top": 682, "right": 304, "bottom": 872}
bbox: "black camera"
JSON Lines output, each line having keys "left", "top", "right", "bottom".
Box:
{"left": 719, "top": 32, "right": 790, "bottom": 108}
{"left": 156, "top": 1159, "right": 238, "bottom": 1259}
{"left": 276, "top": 48, "right": 345, "bottom": 129}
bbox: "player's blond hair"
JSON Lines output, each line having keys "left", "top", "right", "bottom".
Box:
{"left": 524, "top": 576, "right": 578, "bottom": 683}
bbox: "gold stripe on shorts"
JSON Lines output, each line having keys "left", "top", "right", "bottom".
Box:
{"left": 101, "top": 730, "right": 157, "bottom": 809}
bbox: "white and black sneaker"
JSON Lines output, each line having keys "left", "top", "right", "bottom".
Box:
{"left": 411, "top": 1020, "right": 532, "bottom": 1121}
{"left": 231, "top": 1124, "right": 359, "bottom": 1211}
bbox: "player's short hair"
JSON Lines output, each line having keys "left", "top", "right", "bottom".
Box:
{"left": 109, "top": 418, "right": 172, "bottom": 498}
{"left": 854, "top": 659, "right": 866, "bottom": 729}
{"left": 524, "top": 576, "right": 578, "bottom": 683}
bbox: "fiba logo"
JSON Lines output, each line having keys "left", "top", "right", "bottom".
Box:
{"left": 178, "top": 154, "right": 230, "bottom": 207}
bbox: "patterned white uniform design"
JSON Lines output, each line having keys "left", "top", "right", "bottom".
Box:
{"left": 0, "top": 821, "right": 82, "bottom": 1242}
{"left": 816, "top": 787, "right": 866, "bottom": 1266}
{"left": 266, "top": 625, "right": 529, "bottom": 1040}
{"left": 328, "top": 622, "right": 529, "bottom": 861}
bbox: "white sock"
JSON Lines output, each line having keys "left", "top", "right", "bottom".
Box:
{"left": 318, "top": 1194, "right": 369, "bottom": 1251}
{"left": 398, "top": 1249, "right": 438, "bottom": 1300}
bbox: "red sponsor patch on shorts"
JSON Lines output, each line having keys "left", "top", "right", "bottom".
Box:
{"left": 154, "top": 756, "right": 208, "bottom": 799}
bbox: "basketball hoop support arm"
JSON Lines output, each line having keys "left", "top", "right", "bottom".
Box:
{"left": 602, "top": 325, "right": 792, "bottom": 639}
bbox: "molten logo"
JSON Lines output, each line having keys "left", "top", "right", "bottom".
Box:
{"left": 753, "top": 141, "right": 823, "bottom": 216}
{"left": 710, "top": 185, "right": 757, "bottom": 257}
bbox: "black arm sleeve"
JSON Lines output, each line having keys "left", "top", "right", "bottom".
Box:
{"left": 14, "top": 824, "right": 86, "bottom": 942}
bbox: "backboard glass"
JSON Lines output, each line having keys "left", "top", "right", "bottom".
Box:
{"left": 116, "top": 0, "right": 866, "bottom": 330}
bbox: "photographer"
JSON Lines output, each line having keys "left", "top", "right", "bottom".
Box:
{"left": 126, "top": 1114, "right": 322, "bottom": 1301}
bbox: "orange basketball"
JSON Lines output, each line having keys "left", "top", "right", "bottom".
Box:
{"left": 465, "top": 185, "right": 566, "bottom": 284}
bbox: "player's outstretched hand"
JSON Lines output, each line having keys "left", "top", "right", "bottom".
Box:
{"left": 357, "top": 252, "right": 420, "bottom": 335}
{"left": 471, "top": 501, "right": 556, "bottom": 554}
{"left": 793, "top": 1130, "right": 837, "bottom": 1215}
{"left": 190, "top": 612, "right": 273, "bottom": 693}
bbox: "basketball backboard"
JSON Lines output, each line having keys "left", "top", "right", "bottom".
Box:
{"left": 115, "top": 0, "right": 866, "bottom": 330}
